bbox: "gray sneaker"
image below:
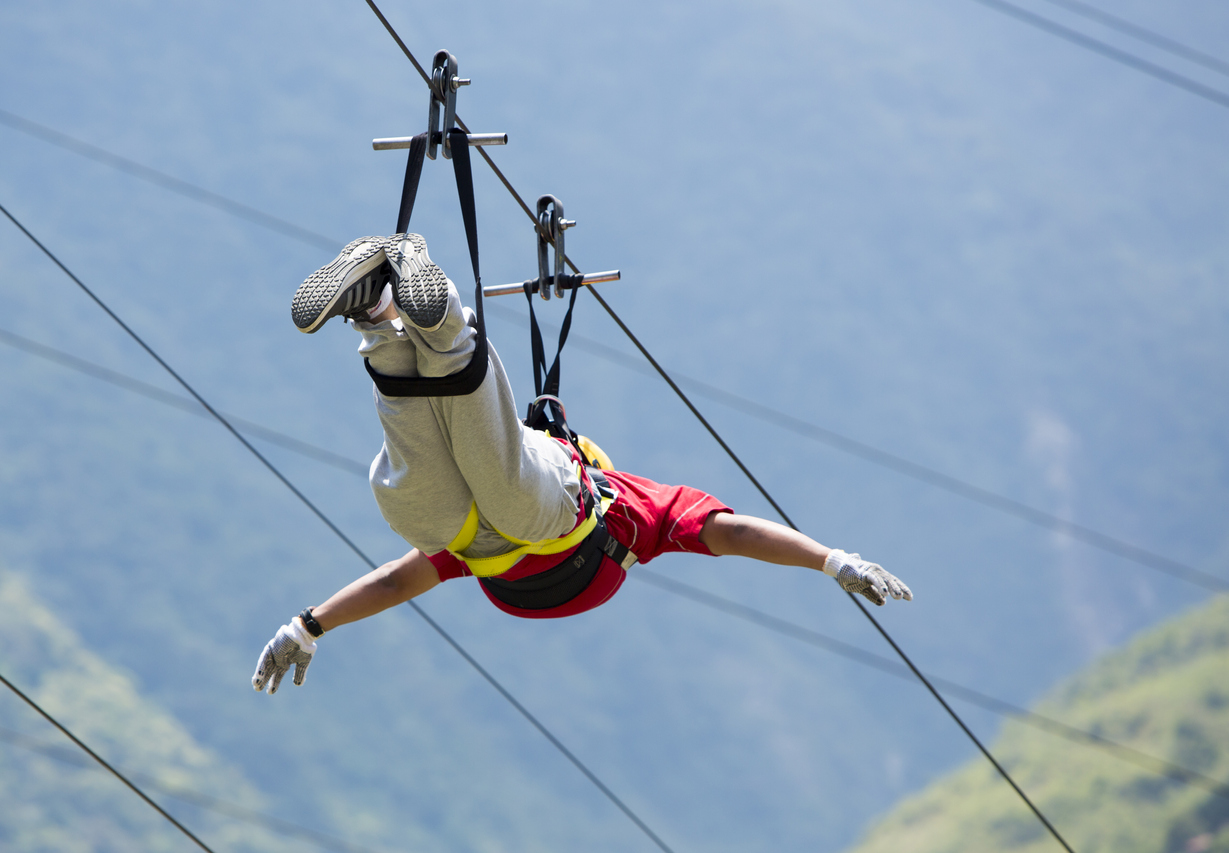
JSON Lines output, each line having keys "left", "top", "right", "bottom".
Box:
{"left": 291, "top": 237, "right": 393, "bottom": 333}
{"left": 384, "top": 233, "right": 450, "bottom": 331}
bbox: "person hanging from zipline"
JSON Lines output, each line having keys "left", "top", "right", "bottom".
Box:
{"left": 253, "top": 234, "right": 912, "bottom": 694}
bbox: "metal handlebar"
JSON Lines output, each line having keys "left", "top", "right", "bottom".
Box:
{"left": 373, "top": 134, "right": 507, "bottom": 150}
{"left": 483, "top": 270, "right": 621, "bottom": 298}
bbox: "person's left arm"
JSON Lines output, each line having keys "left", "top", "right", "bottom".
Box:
{"left": 699, "top": 512, "right": 912, "bottom": 606}
{"left": 252, "top": 548, "right": 440, "bottom": 694}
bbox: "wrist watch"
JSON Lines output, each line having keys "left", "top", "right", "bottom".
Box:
{"left": 299, "top": 607, "right": 325, "bottom": 638}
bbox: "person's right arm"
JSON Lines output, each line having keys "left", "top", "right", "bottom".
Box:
{"left": 311, "top": 548, "right": 441, "bottom": 631}
{"left": 252, "top": 548, "right": 441, "bottom": 694}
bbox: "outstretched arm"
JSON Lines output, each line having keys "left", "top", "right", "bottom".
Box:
{"left": 698, "top": 512, "right": 911, "bottom": 606}
{"left": 252, "top": 549, "right": 440, "bottom": 694}
{"left": 311, "top": 548, "right": 440, "bottom": 632}
{"left": 698, "top": 512, "right": 831, "bottom": 570}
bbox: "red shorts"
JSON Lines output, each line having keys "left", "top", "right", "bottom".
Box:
{"left": 427, "top": 470, "right": 731, "bottom": 619}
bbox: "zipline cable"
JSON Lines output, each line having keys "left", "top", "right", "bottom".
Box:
{"left": 3, "top": 107, "right": 1221, "bottom": 592}
{"left": 633, "top": 569, "right": 1229, "bottom": 802}
{"left": 0, "top": 327, "right": 367, "bottom": 476}
{"left": 361, "top": 7, "right": 1075, "bottom": 850}
{"left": 6, "top": 334, "right": 1223, "bottom": 802}
{"left": 0, "top": 108, "right": 338, "bottom": 252}
{"left": 966, "top": 0, "right": 1229, "bottom": 110}
{"left": 1, "top": 5, "right": 1216, "bottom": 848}
{"left": 1033, "top": 0, "right": 1229, "bottom": 78}
{"left": 539, "top": 315, "right": 1227, "bottom": 593}
{"left": 0, "top": 200, "right": 678, "bottom": 853}
{"left": 0, "top": 669, "right": 217, "bottom": 853}
{"left": 584, "top": 286, "right": 1076, "bottom": 852}
{"left": 0, "top": 724, "right": 383, "bottom": 853}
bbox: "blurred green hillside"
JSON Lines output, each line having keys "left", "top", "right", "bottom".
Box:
{"left": 844, "top": 595, "right": 1229, "bottom": 853}
{"left": 0, "top": 567, "right": 286, "bottom": 853}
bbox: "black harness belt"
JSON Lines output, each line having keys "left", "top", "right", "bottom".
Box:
{"left": 479, "top": 468, "right": 636, "bottom": 611}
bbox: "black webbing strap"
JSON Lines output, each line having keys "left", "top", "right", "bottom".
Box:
{"left": 524, "top": 266, "right": 581, "bottom": 399}
{"left": 395, "top": 132, "right": 428, "bottom": 235}
{"left": 365, "top": 128, "right": 489, "bottom": 397}
{"left": 478, "top": 468, "right": 635, "bottom": 611}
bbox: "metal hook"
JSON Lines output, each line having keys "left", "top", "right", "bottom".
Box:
{"left": 427, "top": 50, "right": 470, "bottom": 160}
{"left": 536, "top": 195, "right": 576, "bottom": 299}
{"left": 483, "top": 194, "right": 618, "bottom": 298}
{"left": 373, "top": 49, "right": 506, "bottom": 155}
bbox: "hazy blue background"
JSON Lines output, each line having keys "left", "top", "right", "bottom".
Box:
{"left": 1, "top": 0, "right": 1226, "bottom": 850}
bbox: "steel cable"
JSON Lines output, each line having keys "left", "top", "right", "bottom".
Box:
{"left": 0, "top": 723, "right": 383, "bottom": 853}
{"left": 0, "top": 201, "right": 677, "bottom": 853}
{"left": 6, "top": 330, "right": 1222, "bottom": 802}
{"left": 1, "top": 106, "right": 1219, "bottom": 590}
{"left": 1034, "top": 0, "right": 1229, "bottom": 78}
{"left": 967, "top": 0, "right": 1229, "bottom": 109}
{"left": 0, "top": 669, "right": 217, "bottom": 853}
{"left": 360, "top": 4, "right": 1075, "bottom": 849}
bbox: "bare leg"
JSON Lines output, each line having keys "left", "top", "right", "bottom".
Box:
{"left": 698, "top": 512, "right": 831, "bottom": 572}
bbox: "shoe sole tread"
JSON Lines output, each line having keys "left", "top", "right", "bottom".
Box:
{"left": 386, "top": 234, "right": 449, "bottom": 330}
{"left": 291, "top": 238, "right": 387, "bottom": 332}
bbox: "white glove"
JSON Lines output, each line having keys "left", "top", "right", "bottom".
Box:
{"left": 823, "top": 550, "right": 912, "bottom": 606}
{"left": 252, "top": 617, "right": 318, "bottom": 694}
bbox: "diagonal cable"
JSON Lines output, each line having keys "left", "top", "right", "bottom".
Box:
{"left": 1, "top": 105, "right": 1218, "bottom": 592}
{"left": 0, "top": 200, "right": 677, "bottom": 853}
{"left": 0, "top": 669, "right": 216, "bottom": 852}
{"left": 1034, "top": 0, "right": 1229, "bottom": 78}
{"left": 0, "top": 724, "right": 383, "bottom": 853}
{"left": 0, "top": 326, "right": 367, "bottom": 476}
{"left": 0, "top": 108, "right": 338, "bottom": 252}
{"left": 519, "top": 311, "right": 1225, "bottom": 592}
{"left": 584, "top": 285, "right": 1075, "bottom": 853}
{"left": 966, "top": 0, "right": 1229, "bottom": 109}
{"left": 361, "top": 7, "right": 1075, "bottom": 850}
{"left": 9, "top": 330, "right": 1224, "bottom": 801}
{"left": 634, "top": 570, "right": 1229, "bottom": 801}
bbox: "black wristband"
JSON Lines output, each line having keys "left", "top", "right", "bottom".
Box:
{"left": 299, "top": 607, "right": 325, "bottom": 638}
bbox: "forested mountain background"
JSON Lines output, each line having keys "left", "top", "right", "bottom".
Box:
{"left": 1, "top": 1, "right": 1226, "bottom": 851}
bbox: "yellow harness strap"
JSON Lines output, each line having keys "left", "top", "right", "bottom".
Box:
{"left": 444, "top": 466, "right": 602, "bottom": 578}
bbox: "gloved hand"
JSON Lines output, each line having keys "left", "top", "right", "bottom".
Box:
{"left": 823, "top": 549, "right": 912, "bottom": 606}
{"left": 252, "top": 616, "right": 318, "bottom": 694}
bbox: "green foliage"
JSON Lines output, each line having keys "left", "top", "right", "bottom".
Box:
{"left": 845, "top": 595, "right": 1229, "bottom": 853}
{"left": 0, "top": 568, "right": 284, "bottom": 853}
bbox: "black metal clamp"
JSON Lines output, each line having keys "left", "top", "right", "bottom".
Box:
{"left": 372, "top": 50, "right": 507, "bottom": 158}
{"left": 484, "top": 195, "right": 620, "bottom": 298}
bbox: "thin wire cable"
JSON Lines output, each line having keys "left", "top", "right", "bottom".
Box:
{"left": 9, "top": 333, "right": 1222, "bottom": 800}
{"left": 634, "top": 570, "right": 1229, "bottom": 801}
{"left": 0, "top": 108, "right": 339, "bottom": 252}
{"left": 0, "top": 201, "right": 677, "bottom": 853}
{"left": 0, "top": 326, "right": 368, "bottom": 476}
{"left": 503, "top": 309, "right": 1225, "bottom": 592}
{"left": 0, "top": 725, "right": 384, "bottom": 853}
{"left": 967, "top": 0, "right": 1229, "bottom": 110}
{"left": 1033, "top": 0, "right": 1229, "bottom": 78}
{"left": 3, "top": 106, "right": 1218, "bottom": 592}
{"left": 586, "top": 285, "right": 1074, "bottom": 853}
{"left": 0, "top": 202, "right": 372, "bottom": 566}
{"left": 0, "top": 669, "right": 216, "bottom": 853}
{"left": 361, "top": 10, "right": 1074, "bottom": 850}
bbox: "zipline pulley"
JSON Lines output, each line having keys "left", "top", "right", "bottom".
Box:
{"left": 484, "top": 196, "right": 620, "bottom": 298}
{"left": 372, "top": 50, "right": 507, "bottom": 156}
{"left": 537, "top": 195, "right": 574, "bottom": 300}
{"left": 363, "top": 48, "right": 502, "bottom": 399}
